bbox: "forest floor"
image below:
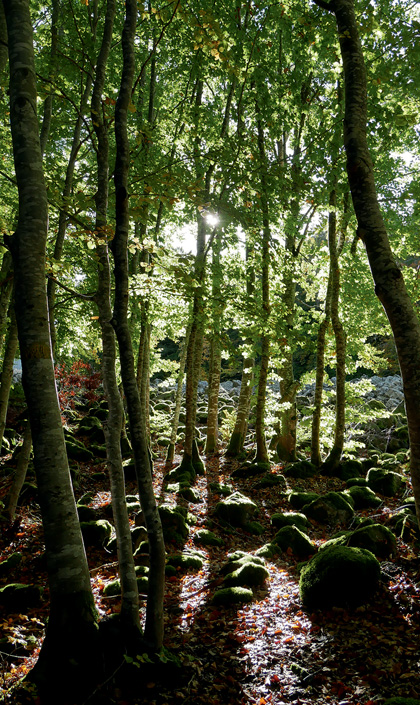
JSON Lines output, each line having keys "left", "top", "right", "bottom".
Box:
{"left": 1, "top": 426, "right": 420, "bottom": 705}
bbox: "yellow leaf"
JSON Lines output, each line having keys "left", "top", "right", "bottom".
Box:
{"left": 128, "top": 101, "right": 136, "bottom": 114}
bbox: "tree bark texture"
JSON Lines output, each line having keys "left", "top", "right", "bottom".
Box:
{"left": 91, "top": 0, "right": 140, "bottom": 635}
{"left": 0, "top": 251, "right": 13, "bottom": 352}
{"left": 315, "top": 0, "right": 420, "bottom": 519}
{"left": 3, "top": 0, "right": 99, "bottom": 696}
{"left": 111, "top": 0, "right": 165, "bottom": 650}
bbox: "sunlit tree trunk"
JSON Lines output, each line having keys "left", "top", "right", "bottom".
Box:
{"left": 315, "top": 0, "right": 420, "bottom": 520}
{"left": 111, "top": 0, "right": 165, "bottom": 650}
{"left": 3, "top": 1, "right": 100, "bottom": 696}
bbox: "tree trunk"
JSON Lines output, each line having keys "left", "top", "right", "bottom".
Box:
{"left": 205, "top": 230, "right": 222, "bottom": 455}
{"left": 39, "top": 0, "right": 59, "bottom": 157}
{"left": 6, "top": 420, "right": 31, "bottom": 522}
{"left": 315, "top": 0, "right": 420, "bottom": 520}
{"left": 226, "top": 242, "right": 255, "bottom": 458}
{"left": 111, "top": 0, "right": 165, "bottom": 650}
{"left": 0, "top": 303, "right": 18, "bottom": 453}
{"left": 311, "top": 270, "right": 332, "bottom": 466}
{"left": 3, "top": 0, "right": 100, "bottom": 697}
{"left": 320, "top": 188, "right": 347, "bottom": 473}
{"left": 254, "top": 91, "right": 270, "bottom": 465}
{"left": 0, "top": 251, "right": 13, "bottom": 352}
{"left": 91, "top": 0, "right": 140, "bottom": 635}
{"left": 166, "top": 322, "right": 191, "bottom": 465}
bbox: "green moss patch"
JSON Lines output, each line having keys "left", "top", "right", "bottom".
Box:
{"left": 271, "top": 512, "right": 309, "bottom": 530}
{"left": 215, "top": 492, "right": 258, "bottom": 527}
{"left": 273, "top": 525, "right": 317, "bottom": 558}
{"left": 211, "top": 586, "right": 254, "bottom": 606}
{"left": 193, "top": 529, "right": 224, "bottom": 547}
{"left": 299, "top": 545, "right": 380, "bottom": 609}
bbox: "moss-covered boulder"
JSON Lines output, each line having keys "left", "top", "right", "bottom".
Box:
{"left": 0, "top": 583, "right": 43, "bottom": 608}
{"left": 193, "top": 529, "right": 224, "bottom": 547}
{"left": 346, "top": 485, "right": 382, "bottom": 509}
{"left": 367, "top": 468, "right": 405, "bottom": 496}
{"left": 255, "top": 543, "right": 279, "bottom": 559}
{"left": 289, "top": 491, "right": 319, "bottom": 509}
{"left": 0, "top": 552, "right": 22, "bottom": 577}
{"left": 80, "top": 519, "right": 113, "bottom": 547}
{"left": 103, "top": 575, "right": 149, "bottom": 597}
{"left": 77, "top": 504, "right": 97, "bottom": 522}
{"left": 166, "top": 550, "right": 204, "bottom": 572}
{"left": 77, "top": 416, "right": 105, "bottom": 444}
{"left": 66, "top": 438, "right": 94, "bottom": 461}
{"left": 284, "top": 460, "right": 317, "bottom": 479}
{"left": 231, "top": 461, "right": 271, "bottom": 478}
{"left": 273, "top": 525, "right": 317, "bottom": 558}
{"left": 221, "top": 553, "right": 266, "bottom": 576}
{"left": 345, "top": 477, "right": 368, "bottom": 488}
{"left": 302, "top": 492, "right": 354, "bottom": 525}
{"left": 209, "top": 482, "right": 233, "bottom": 496}
{"left": 178, "top": 486, "right": 202, "bottom": 504}
{"left": 337, "top": 459, "right": 365, "bottom": 481}
{"left": 215, "top": 491, "right": 257, "bottom": 527}
{"left": 211, "top": 586, "right": 254, "bottom": 606}
{"left": 347, "top": 523, "right": 397, "bottom": 558}
{"left": 244, "top": 520, "right": 265, "bottom": 535}
{"left": 271, "top": 512, "right": 309, "bottom": 531}
{"left": 299, "top": 545, "right": 380, "bottom": 609}
{"left": 253, "top": 473, "right": 287, "bottom": 490}
{"left": 158, "top": 504, "right": 189, "bottom": 543}
{"left": 223, "top": 562, "right": 269, "bottom": 588}
{"left": 130, "top": 525, "right": 148, "bottom": 550}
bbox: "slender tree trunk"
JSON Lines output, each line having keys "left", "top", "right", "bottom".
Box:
{"left": 226, "top": 242, "right": 255, "bottom": 458}
{"left": 205, "top": 231, "right": 222, "bottom": 455}
{"left": 46, "top": 32, "right": 97, "bottom": 354}
{"left": 254, "top": 91, "right": 270, "bottom": 465}
{"left": 0, "top": 251, "right": 13, "bottom": 352}
{"left": 166, "top": 322, "right": 191, "bottom": 465}
{"left": 6, "top": 420, "right": 31, "bottom": 522}
{"left": 3, "top": 1, "right": 99, "bottom": 697}
{"left": 111, "top": 0, "right": 165, "bottom": 650}
{"left": 311, "top": 270, "right": 332, "bottom": 466}
{"left": 0, "top": 303, "right": 18, "bottom": 453}
{"left": 39, "top": 0, "right": 59, "bottom": 157}
{"left": 91, "top": 0, "right": 140, "bottom": 635}
{"left": 320, "top": 188, "right": 347, "bottom": 473}
{"left": 315, "top": 0, "right": 420, "bottom": 520}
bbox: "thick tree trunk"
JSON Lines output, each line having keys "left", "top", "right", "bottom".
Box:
{"left": 91, "top": 0, "right": 140, "bottom": 635}
{"left": 111, "top": 0, "right": 165, "bottom": 650}
{"left": 3, "top": 1, "right": 99, "bottom": 697}
{"left": 315, "top": 0, "right": 420, "bottom": 519}
{"left": 0, "top": 303, "right": 18, "bottom": 453}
